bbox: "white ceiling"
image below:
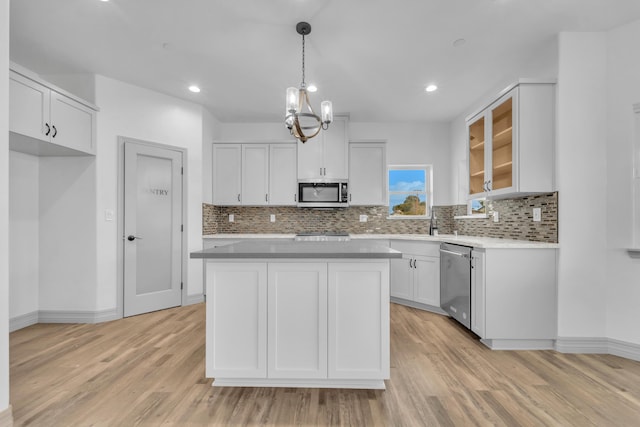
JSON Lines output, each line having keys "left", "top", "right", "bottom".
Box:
{"left": 9, "top": 0, "right": 640, "bottom": 123}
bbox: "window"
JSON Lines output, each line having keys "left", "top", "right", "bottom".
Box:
{"left": 388, "top": 165, "right": 433, "bottom": 217}
{"left": 468, "top": 198, "right": 486, "bottom": 216}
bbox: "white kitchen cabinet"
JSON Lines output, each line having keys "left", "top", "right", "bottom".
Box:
{"left": 328, "top": 262, "right": 389, "bottom": 380}
{"left": 389, "top": 241, "right": 441, "bottom": 311}
{"left": 471, "top": 250, "right": 485, "bottom": 338}
{"left": 9, "top": 69, "right": 97, "bottom": 156}
{"left": 268, "top": 263, "right": 327, "bottom": 379}
{"left": 206, "top": 262, "right": 267, "bottom": 378}
{"left": 206, "top": 259, "right": 389, "bottom": 388}
{"left": 349, "top": 142, "right": 387, "bottom": 206}
{"left": 297, "top": 115, "right": 348, "bottom": 180}
{"left": 213, "top": 142, "right": 297, "bottom": 206}
{"left": 472, "top": 248, "right": 557, "bottom": 349}
{"left": 467, "top": 80, "right": 555, "bottom": 199}
{"left": 242, "top": 145, "right": 269, "bottom": 205}
{"left": 269, "top": 144, "right": 298, "bottom": 205}
{"left": 212, "top": 144, "right": 242, "bottom": 205}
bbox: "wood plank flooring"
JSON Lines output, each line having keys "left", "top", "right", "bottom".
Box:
{"left": 10, "top": 303, "right": 640, "bottom": 426}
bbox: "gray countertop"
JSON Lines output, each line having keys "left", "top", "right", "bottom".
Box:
{"left": 201, "top": 234, "right": 559, "bottom": 249}
{"left": 191, "top": 239, "right": 403, "bottom": 259}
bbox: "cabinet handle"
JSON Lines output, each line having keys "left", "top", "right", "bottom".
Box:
{"left": 409, "top": 259, "right": 412, "bottom": 269}
{"left": 324, "top": 167, "right": 326, "bottom": 175}
{"left": 237, "top": 194, "right": 241, "bottom": 202}
{"left": 45, "top": 123, "right": 51, "bottom": 136}
{"left": 349, "top": 193, "right": 352, "bottom": 202}
{"left": 320, "top": 168, "right": 323, "bottom": 176}
{"left": 52, "top": 125, "right": 57, "bottom": 138}
{"left": 414, "top": 259, "right": 417, "bottom": 269}
{"left": 487, "top": 180, "right": 492, "bottom": 191}
{"left": 294, "top": 194, "right": 297, "bottom": 202}
{"left": 265, "top": 194, "right": 268, "bottom": 202}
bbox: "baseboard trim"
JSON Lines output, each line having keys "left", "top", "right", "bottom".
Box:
{"left": 9, "top": 311, "right": 39, "bottom": 332}
{"left": 482, "top": 339, "right": 555, "bottom": 350}
{"left": 212, "top": 378, "right": 386, "bottom": 390}
{"left": 556, "top": 337, "right": 640, "bottom": 362}
{"left": 185, "top": 294, "right": 205, "bottom": 306}
{"left": 0, "top": 405, "right": 13, "bottom": 427}
{"left": 390, "top": 297, "right": 448, "bottom": 316}
{"left": 38, "top": 308, "right": 120, "bottom": 325}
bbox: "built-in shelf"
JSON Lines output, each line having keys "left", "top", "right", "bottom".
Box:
{"left": 493, "top": 161, "right": 513, "bottom": 172}
{"left": 454, "top": 214, "right": 490, "bottom": 219}
{"left": 470, "top": 141, "right": 485, "bottom": 150}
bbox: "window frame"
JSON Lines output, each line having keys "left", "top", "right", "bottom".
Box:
{"left": 386, "top": 164, "right": 433, "bottom": 219}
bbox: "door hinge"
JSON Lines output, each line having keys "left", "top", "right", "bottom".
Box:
{"left": 181, "top": 282, "right": 184, "bottom": 290}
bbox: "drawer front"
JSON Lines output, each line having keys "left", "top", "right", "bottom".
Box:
{"left": 389, "top": 240, "right": 440, "bottom": 257}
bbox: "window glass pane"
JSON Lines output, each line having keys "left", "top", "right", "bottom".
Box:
{"left": 471, "top": 199, "right": 486, "bottom": 214}
{"left": 388, "top": 169, "right": 426, "bottom": 192}
{"left": 389, "top": 194, "right": 427, "bottom": 216}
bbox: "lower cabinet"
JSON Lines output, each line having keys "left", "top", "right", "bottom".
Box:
{"left": 471, "top": 248, "right": 557, "bottom": 349}
{"left": 389, "top": 241, "right": 441, "bottom": 311}
{"left": 205, "top": 260, "right": 390, "bottom": 387}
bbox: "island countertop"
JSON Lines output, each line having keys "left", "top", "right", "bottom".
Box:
{"left": 190, "top": 239, "right": 403, "bottom": 259}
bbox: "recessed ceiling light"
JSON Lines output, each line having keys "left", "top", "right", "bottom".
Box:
{"left": 188, "top": 85, "right": 201, "bottom": 93}
{"left": 425, "top": 84, "right": 438, "bottom": 92}
{"left": 100, "top": 0, "right": 109, "bottom": 2}
{"left": 307, "top": 85, "right": 317, "bottom": 93}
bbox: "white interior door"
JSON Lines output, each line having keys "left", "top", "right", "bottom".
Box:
{"left": 124, "top": 142, "right": 183, "bottom": 317}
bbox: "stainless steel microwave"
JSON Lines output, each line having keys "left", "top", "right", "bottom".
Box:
{"left": 297, "top": 181, "right": 349, "bottom": 208}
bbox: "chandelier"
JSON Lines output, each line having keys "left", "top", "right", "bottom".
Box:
{"left": 285, "top": 22, "right": 333, "bottom": 143}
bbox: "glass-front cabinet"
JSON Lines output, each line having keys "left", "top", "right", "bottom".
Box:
{"left": 467, "top": 81, "right": 555, "bottom": 199}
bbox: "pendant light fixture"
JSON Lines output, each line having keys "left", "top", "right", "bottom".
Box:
{"left": 285, "top": 22, "right": 333, "bottom": 143}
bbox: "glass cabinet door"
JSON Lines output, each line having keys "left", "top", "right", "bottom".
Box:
{"left": 489, "top": 97, "right": 513, "bottom": 191}
{"left": 468, "top": 116, "right": 486, "bottom": 195}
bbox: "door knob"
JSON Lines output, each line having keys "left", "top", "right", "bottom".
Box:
{"left": 127, "top": 235, "right": 142, "bottom": 241}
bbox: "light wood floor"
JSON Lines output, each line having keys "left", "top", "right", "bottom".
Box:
{"left": 10, "top": 303, "right": 640, "bottom": 426}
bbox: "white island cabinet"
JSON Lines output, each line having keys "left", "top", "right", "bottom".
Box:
{"left": 193, "top": 240, "right": 399, "bottom": 389}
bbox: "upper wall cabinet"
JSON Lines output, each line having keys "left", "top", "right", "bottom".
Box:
{"left": 297, "top": 116, "right": 348, "bottom": 180}
{"left": 213, "top": 142, "right": 297, "bottom": 206}
{"left": 349, "top": 142, "right": 387, "bottom": 206}
{"left": 468, "top": 81, "right": 555, "bottom": 199}
{"left": 9, "top": 68, "right": 98, "bottom": 156}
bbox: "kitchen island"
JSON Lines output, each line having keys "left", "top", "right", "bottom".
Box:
{"left": 191, "top": 239, "right": 402, "bottom": 389}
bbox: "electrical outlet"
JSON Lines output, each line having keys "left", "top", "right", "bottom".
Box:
{"left": 228, "top": 214, "right": 234, "bottom": 222}
{"left": 105, "top": 209, "right": 114, "bottom": 221}
{"left": 270, "top": 214, "right": 276, "bottom": 223}
{"left": 493, "top": 211, "right": 499, "bottom": 222}
{"left": 533, "top": 208, "right": 541, "bottom": 222}
{"left": 359, "top": 215, "right": 368, "bottom": 222}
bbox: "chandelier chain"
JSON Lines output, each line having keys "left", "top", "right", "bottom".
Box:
{"left": 301, "top": 33, "right": 306, "bottom": 87}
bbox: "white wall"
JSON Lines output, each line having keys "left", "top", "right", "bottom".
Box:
{"left": 605, "top": 20, "right": 640, "bottom": 345}
{"left": 94, "top": 75, "right": 205, "bottom": 308}
{"left": 9, "top": 151, "right": 39, "bottom": 318}
{"left": 202, "top": 108, "right": 219, "bottom": 204}
{"left": 448, "top": 38, "right": 559, "bottom": 205}
{"left": 1, "top": 0, "right": 11, "bottom": 417}
{"left": 350, "top": 122, "right": 451, "bottom": 205}
{"left": 39, "top": 157, "right": 97, "bottom": 311}
{"left": 214, "top": 121, "right": 453, "bottom": 205}
{"left": 555, "top": 32, "right": 608, "bottom": 338}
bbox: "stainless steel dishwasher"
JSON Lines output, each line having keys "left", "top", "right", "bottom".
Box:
{"left": 440, "top": 243, "right": 472, "bottom": 329}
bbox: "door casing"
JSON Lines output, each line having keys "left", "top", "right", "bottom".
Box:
{"left": 117, "top": 136, "right": 188, "bottom": 318}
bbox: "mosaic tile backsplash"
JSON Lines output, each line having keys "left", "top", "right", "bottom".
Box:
{"left": 203, "top": 192, "right": 558, "bottom": 243}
